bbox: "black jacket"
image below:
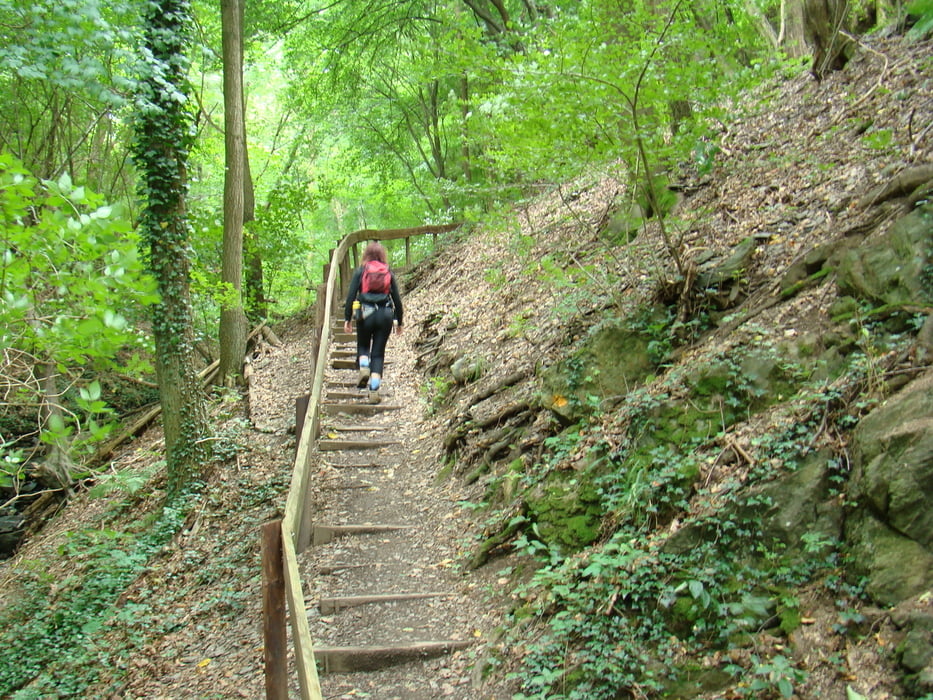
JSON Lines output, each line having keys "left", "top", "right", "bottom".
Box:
{"left": 344, "top": 265, "right": 403, "bottom": 326}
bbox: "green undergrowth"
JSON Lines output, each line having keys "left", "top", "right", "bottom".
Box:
{"left": 0, "top": 490, "right": 188, "bottom": 697}
{"left": 0, "top": 415, "right": 277, "bottom": 698}
{"left": 471, "top": 311, "right": 915, "bottom": 698}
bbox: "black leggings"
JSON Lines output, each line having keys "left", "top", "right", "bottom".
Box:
{"left": 357, "top": 305, "right": 394, "bottom": 376}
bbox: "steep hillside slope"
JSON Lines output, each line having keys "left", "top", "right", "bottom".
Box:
{"left": 403, "top": 34, "right": 932, "bottom": 699}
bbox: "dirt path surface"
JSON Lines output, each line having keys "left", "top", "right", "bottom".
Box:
{"left": 225, "top": 298, "right": 519, "bottom": 700}
{"left": 294, "top": 319, "right": 513, "bottom": 699}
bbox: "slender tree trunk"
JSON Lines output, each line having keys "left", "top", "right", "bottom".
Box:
{"left": 133, "top": 0, "right": 210, "bottom": 500}
{"left": 243, "top": 121, "right": 266, "bottom": 321}
{"left": 36, "top": 361, "right": 73, "bottom": 490}
{"left": 245, "top": 233, "right": 266, "bottom": 321}
{"left": 218, "top": 0, "right": 249, "bottom": 385}
{"left": 783, "top": 0, "right": 809, "bottom": 57}
{"left": 458, "top": 74, "right": 473, "bottom": 183}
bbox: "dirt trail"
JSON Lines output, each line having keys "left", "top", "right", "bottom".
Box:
{"left": 287, "top": 318, "right": 513, "bottom": 699}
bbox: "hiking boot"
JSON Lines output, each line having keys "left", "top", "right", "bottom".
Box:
{"left": 368, "top": 389, "right": 381, "bottom": 405}
{"left": 357, "top": 366, "right": 370, "bottom": 389}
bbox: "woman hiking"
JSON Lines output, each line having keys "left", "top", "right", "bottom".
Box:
{"left": 343, "top": 241, "right": 403, "bottom": 403}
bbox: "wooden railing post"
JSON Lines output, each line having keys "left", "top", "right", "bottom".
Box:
{"left": 338, "top": 254, "right": 351, "bottom": 303}
{"left": 262, "top": 520, "right": 288, "bottom": 700}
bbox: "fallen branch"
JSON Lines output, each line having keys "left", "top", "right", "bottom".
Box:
{"left": 87, "top": 323, "right": 264, "bottom": 469}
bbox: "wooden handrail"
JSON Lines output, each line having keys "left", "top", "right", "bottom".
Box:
{"left": 265, "top": 223, "right": 462, "bottom": 699}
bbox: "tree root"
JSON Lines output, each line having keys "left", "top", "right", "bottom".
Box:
{"left": 467, "top": 503, "right": 528, "bottom": 570}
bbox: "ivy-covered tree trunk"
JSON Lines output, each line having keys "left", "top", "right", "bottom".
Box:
{"left": 218, "top": 0, "right": 249, "bottom": 385}
{"left": 133, "top": 0, "right": 210, "bottom": 499}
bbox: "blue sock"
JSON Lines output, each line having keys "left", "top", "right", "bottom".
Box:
{"left": 360, "top": 356, "right": 370, "bottom": 368}
{"left": 369, "top": 377, "right": 381, "bottom": 391}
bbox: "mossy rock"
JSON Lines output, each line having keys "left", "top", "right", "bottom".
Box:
{"left": 696, "top": 236, "right": 758, "bottom": 289}
{"left": 851, "top": 370, "right": 933, "bottom": 550}
{"left": 540, "top": 318, "right": 656, "bottom": 423}
{"left": 525, "top": 469, "right": 603, "bottom": 551}
{"left": 845, "top": 509, "right": 933, "bottom": 606}
{"left": 661, "top": 666, "right": 733, "bottom": 699}
{"left": 675, "top": 347, "right": 799, "bottom": 433}
{"left": 843, "top": 370, "right": 933, "bottom": 607}
{"left": 835, "top": 203, "right": 933, "bottom": 307}
{"left": 664, "top": 449, "right": 843, "bottom": 562}
{"left": 450, "top": 354, "right": 486, "bottom": 384}
{"left": 637, "top": 399, "right": 724, "bottom": 454}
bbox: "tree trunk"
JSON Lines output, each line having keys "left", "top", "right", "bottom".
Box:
{"left": 243, "top": 125, "right": 266, "bottom": 321}
{"left": 782, "top": 0, "right": 809, "bottom": 57}
{"left": 804, "top": 0, "right": 855, "bottom": 80}
{"left": 218, "top": 0, "right": 249, "bottom": 385}
{"left": 458, "top": 74, "right": 473, "bottom": 183}
{"left": 743, "top": 0, "right": 780, "bottom": 50}
{"left": 133, "top": 0, "right": 210, "bottom": 500}
{"left": 36, "top": 361, "right": 73, "bottom": 490}
{"left": 245, "top": 232, "right": 267, "bottom": 322}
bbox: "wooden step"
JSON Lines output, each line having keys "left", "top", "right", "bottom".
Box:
{"left": 327, "top": 423, "right": 389, "bottom": 432}
{"left": 332, "top": 359, "right": 392, "bottom": 370}
{"left": 317, "top": 561, "right": 420, "bottom": 575}
{"left": 323, "top": 460, "right": 389, "bottom": 469}
{"left": 328, "top": 378, "right": 372, "bottom": 388}
{"left": 318, "top": 439, "right": 399, "bottom": 451}
{"left": 325, "top": 390, "right": 370, "bottom": 401}
{"left": 313, "top": 640, "right": 473, "bottom": 674}
{"left": 312, "top": 523, "right": 414, "bottom": 545}
{"left": 321, "top": 403, "right": 403, "bottom": 416}
{"left": 318, "top": 592, "right": 450, "bottom": 614}
{"left": 323, "top": 481, "right": 376, "bottom": 491}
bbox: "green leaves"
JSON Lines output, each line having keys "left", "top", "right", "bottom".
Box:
{"left": 907, "top": 0, "right": 933, "bottom": 38}
{"left": 1, "top": 155, "right": 156, "bottom": 361}
{"left": 0, "top": 153, "right": 155, "bottom": 454}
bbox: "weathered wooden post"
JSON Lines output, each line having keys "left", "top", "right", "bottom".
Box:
{"left": 338, "top": 253, "right": 351, "bottom": 306}
{"left": 294, "top": 391, "right": 314, "bottom": 553}
{"left": 262, "top": 520, "right": 288, "bottom": 700}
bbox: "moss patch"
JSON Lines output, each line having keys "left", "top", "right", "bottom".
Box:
{"left": 526, "top": 470, "right": 604, "bottom": 551}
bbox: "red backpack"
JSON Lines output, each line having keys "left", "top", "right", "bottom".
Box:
{"left": 361, "top": 260, "right": 391, "bottom": 295}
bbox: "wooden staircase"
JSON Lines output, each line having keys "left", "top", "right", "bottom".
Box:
{"left": 302, "top": 321, "right": 474, "bottom": 695}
